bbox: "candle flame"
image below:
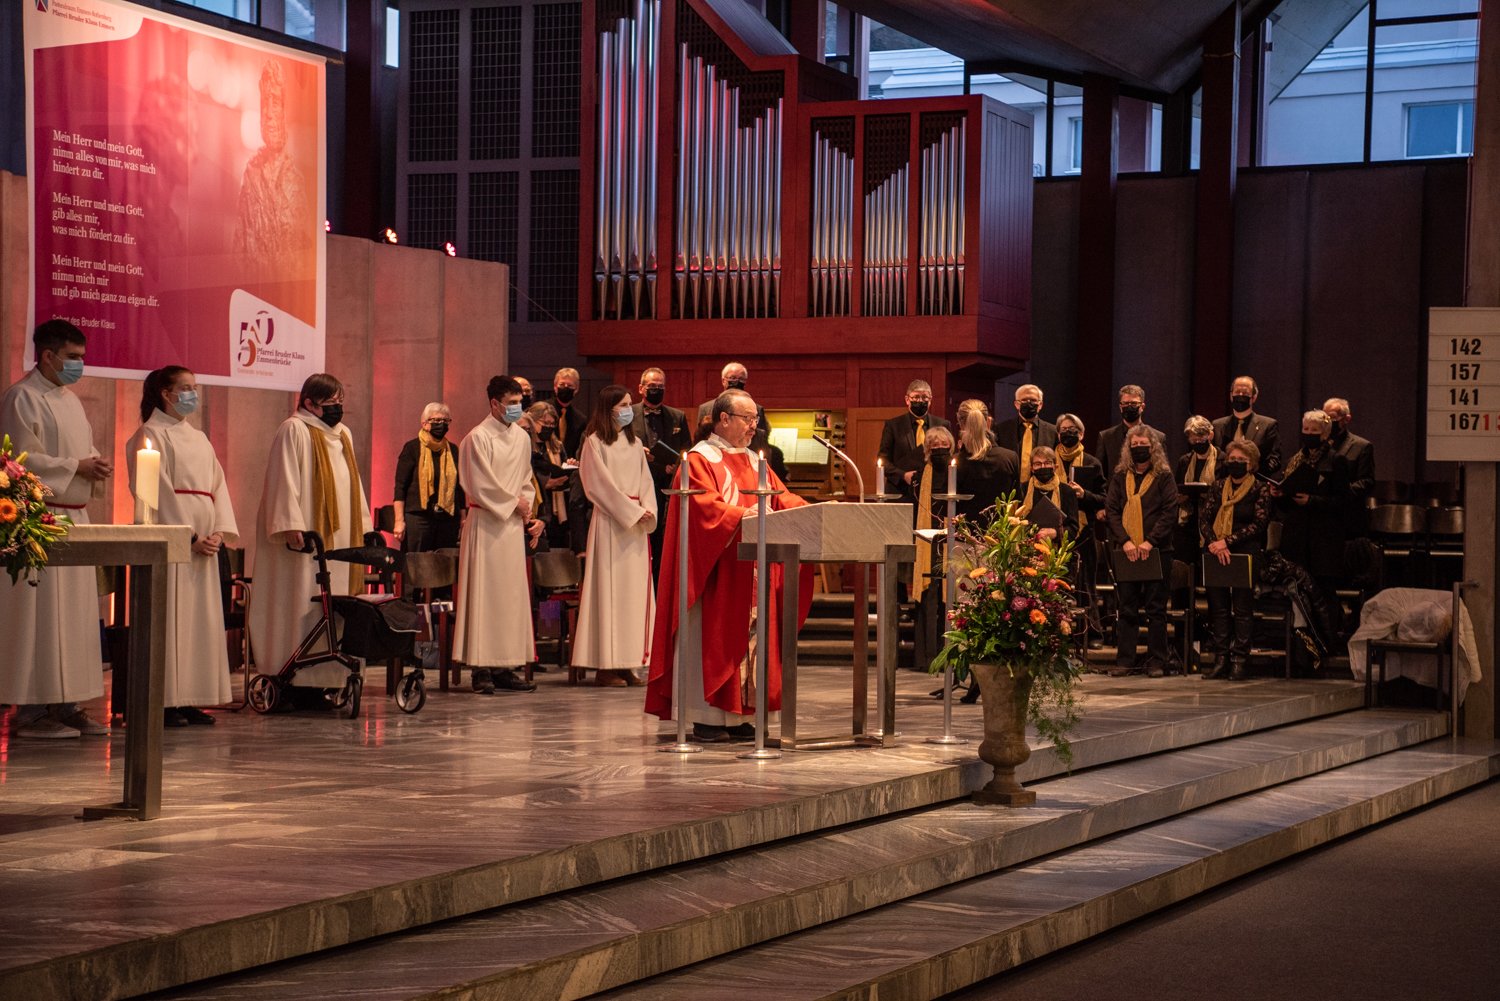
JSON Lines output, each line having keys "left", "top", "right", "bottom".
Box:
{"left": 759, "top": 450, "right": 765, "bottom": 460}
{"left": 950, "top": 457, "right": 957, "bottom": 467}
{"left": 144, "top": 438, "right": 152, "bottom": 450}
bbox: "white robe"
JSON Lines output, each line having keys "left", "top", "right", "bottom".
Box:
{"left": 248, "top": 411, "right": 369, "bottom": 687}
{"left": 572, "top": 432, "right": 657, "bottom": 670}
{"left": 452, "top": 415, "right": 535, "bottom": 668}
{"left": 0, "top": 369, "right": 103, "bottom": 705}
{"left": 126, "top": 410, "right": 239, "bottom": 706}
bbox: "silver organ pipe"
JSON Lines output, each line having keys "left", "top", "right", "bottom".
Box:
{"left": 863, "top": 163, "right": 908, "bottom": 316}
{"left": 920, "top": 120, "right": 966, "bottom": 315}
{"left": 593, "top": 3, "right": 661, "bottom": 320}
{"left": 809, "top": 127, "right": 853, "bottom": 317}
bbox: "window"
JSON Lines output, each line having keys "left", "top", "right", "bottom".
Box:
{"left": 1406, "top": 101, "right": 1473, "bottom": 157}
{"left": 385, "top": 5, "right": 400, "bottom": 68}
{"left": 177, "top": 0, "right": 256, "bottom": 20}
{"left": 1068, "top": 117, "right": 1082, "bottom": 173}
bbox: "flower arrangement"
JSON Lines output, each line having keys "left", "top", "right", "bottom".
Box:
{"left": 931, "top": 495, "right": 1085, "bottom": 760}
{"left": 0, "top": 434, "right": 71, "bottom": 585}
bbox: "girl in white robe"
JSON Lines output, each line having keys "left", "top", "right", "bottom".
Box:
{"left": 572, "top": 387, "right": 657, "bottom": 685}
{"left": 248, "top": 375, "right": 370, "bottom": 689}
{"left": 126, "top": 367, "right": 239, "bottom": 722}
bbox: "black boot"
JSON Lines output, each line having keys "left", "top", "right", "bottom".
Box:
{"left": 1206, "top": 655, "right": 1232, "bottom": 680}
{"left": 1229, "top": 658, "right": 1250, "bottom": 681}
{"left": 470, "top": 668, "right": 495, "bottom": 694}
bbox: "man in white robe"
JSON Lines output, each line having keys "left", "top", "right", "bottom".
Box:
{"left": 248, "top": 374, "right": 370, "bottom": 689}
{"left": 0, "top": 320, "right": 112, "bottom": 738}
{"left": 453, "top": 375, "right": 542, "bottom": 694}
{"left": 127, "top": 367, "right": 239, "bottom": 721}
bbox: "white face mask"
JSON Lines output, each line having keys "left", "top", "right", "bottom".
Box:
{"left": 174, "top": 390, "right": 200, "bottom": 415}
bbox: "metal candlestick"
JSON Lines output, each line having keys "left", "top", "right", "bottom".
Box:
{"left": 661, "top": 458, "right": 705, "bottom": 754}
{"left": 926, "top": 490, "right": 972, "bottom": 746}
{"left": 739, "top": 479, "right": 784, "bottom": 760}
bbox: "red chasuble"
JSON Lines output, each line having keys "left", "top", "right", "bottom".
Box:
{"left": 645, "top": 439, "right": 816, "bottom": 720}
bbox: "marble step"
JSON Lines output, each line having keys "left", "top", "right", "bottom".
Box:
{"left": 141, "top": 709, "right": 1443, "bottom": 1001}
{"left": 1, "top": 680, "right": 1364, "bottom": 1001}
{"left": 597, "top": 736, "right": 1500, "bottom": 1001}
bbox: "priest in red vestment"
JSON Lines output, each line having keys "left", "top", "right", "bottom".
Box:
{"left": 645, "top": 389, "right": 815, "bottom": 742}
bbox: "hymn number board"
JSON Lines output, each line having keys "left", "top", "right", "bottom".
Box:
{"left": 1428, "top": 308, "right": 1500, "bottom": 461}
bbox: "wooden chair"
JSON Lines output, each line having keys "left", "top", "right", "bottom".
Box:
{"left": 531, "top": 550, "right": 585, "bottom": 682}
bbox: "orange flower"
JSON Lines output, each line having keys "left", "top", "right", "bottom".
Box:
{"left": 1021, "top": 566, "right": 1038, "bottom": 577}
{"left": 0, "top": 498, "right": 17, "bottom": 523}
{"left": 1033, "top": 541, "right": 1051, "bottom": 555}
{"left": 1030, "top": 608, "right": 1048, "bottom": 626}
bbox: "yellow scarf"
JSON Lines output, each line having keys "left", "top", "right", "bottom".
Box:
{"left": 306, "top": 421, "right": 366, "bottom": 592}
{"left": 915, "top": 461, "right": 935, "bottom": 600}
{"left": 1017, "top": 476, "right": 1060, "bottom": 520}
{"left": 1123, "top": 470, "right": 1156, "bottom": 545}
{"left": 1055, "top": 440, "right": 1084, "bottom": 467}
{"left": 1212, "top": 475, "right": 1254, "bottom": 541}
{"left": 416, "top": 430, "right": 457, "bottom": 515}
{"left": 1186, "top": 445, "right": 1218, "bottom": 485}
{"left": 1018, "top": 423, "right": 1034, "bottom": 480}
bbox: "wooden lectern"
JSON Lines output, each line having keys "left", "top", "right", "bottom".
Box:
{"left": 738, "top": 502, "right": 914, "bottom": 749}
{"left": 49, "top": 524, "right": 193, "bottom": 820}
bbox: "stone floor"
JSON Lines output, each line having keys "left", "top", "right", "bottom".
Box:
{"left": 0, "top": 664, "right": 1368, "bottom": 998}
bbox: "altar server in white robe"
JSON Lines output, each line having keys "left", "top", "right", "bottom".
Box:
{"left": 127, "top": 367, "right": 238, "bottom": 724}
{"left": 572, "top": 386, "right": 657, "bottom": 686}
{"left": 248, "top": 374, "right": 370, "bottom": 688}
{"left": 452, "top": 375, "right": 542, "bottom": 694}
{"left": 0, "top": 320, "right": 112, "bottom": 738}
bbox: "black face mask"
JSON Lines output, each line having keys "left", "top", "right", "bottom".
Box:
{"left": 1121, "top": 405, "right": 1142, "bottom": 424}
{"left": 520, "top": 394, "right": 533, "bottom": 410}
{"left": 909, "top": 400, "right": 930, "bottom": 419}
{"left": 538, "top": 425, "right": 555, "bottom": 442}
{"left": 1018, "top": 402, "right": 1040, "bottom": 421}
{"left": 928, "top": 449, "right": 951, "bottom": 469}
{"left": 1058, "top": 430, "right": 1081, "bottom": 448}
{"left": 427, "top": 421, "right": 449, "bottom": 440}
{"left": 1032, "top": 467, "right": 1056, "bottom": 484}
{"left": 555, "top": 386, "right": 575, "bottom": 404}
{"left": 644, "top": 387, "right": 665, "bottom": 406}
{"left": 1301, "top": 433, "right": 1323, "bottom": 452}
{"left": 1230, "top": 394, "right": 1253, "bottom": 413}
{"left": 726, "top": 378, "right": 746, "bottom": 391}
{"left": 1224, "top": 460, "right": 1249, "bottom": 479}
{"left": 1191, "top": 439, "right": 1211, "bottom": 455}
{"left": 1129, "top": 445, "right": 1152, "bottom": 464}
{"left": 318, "top": 403, "right": 343, "bottom": 428}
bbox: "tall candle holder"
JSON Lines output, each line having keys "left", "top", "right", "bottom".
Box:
{"left": 739, "top": 452, "right": 783, "bottom": 760}
{"left": 661, "top": 457, "right": 705, "bottom": 754}
{"left": 926, "top": 484, "right": 972, "bottom": 746}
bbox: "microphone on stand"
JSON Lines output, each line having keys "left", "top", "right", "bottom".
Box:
{"left": 811, "top": 433, "right": 866, "bottom": 503}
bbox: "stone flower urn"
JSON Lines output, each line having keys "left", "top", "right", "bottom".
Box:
{"left": 969, "top": 662, "right": 1037, "bottom": 806}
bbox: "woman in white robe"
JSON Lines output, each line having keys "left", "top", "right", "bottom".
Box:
{"left": 248, "top": 374, "right": 370, "bottom": 689}
{"left": 126, "top": 367, "right": 238, "bottom": 723}
{"left": 572, "top": 386, "right": 657, "bottom": 686}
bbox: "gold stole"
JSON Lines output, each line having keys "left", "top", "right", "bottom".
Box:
{"left": 915, "top": 463, "right": 935, "bottom": 600}
{"left": 306, "top": 422, "right": 367, "bottom": 592}
{"left": 1123, "top": 470, "right": 1156, "bottom": 546}
{"left": 1213, "top": 475, "right": 1254, "bottom": 541}
{"left": 416, "top": 431, "right": 457, "bottom": 514}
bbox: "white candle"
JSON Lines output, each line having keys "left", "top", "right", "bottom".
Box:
{"left": 948, "top": 456, "right": 957, "bottom": 497}
{"left": 136, "top": 438, "right": 161, "bottom": 520}
{"left": 877, "top": 456, "right": 884, "bottom": 495}
{"left": 758, "top": 449, "right": 768, "bottom": 491}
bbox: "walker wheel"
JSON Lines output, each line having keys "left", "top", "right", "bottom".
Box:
{"left": 395, "top": 673, "right": 426, "bottom": 714}
{"left": 246, "top": 674, "right": 279, "bottom": 714}
{"left": 338, "top": 675, "right": 363, "bottom": 720}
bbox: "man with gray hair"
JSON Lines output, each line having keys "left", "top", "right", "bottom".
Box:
{"left": 392, "top": 401, "right": 464, "bottom": 554}
{"left": 633, "top": 366, "right": 691, "bottom": 575}
{"left": 993, "top": 383, "right": 1057, "bottom": 482}
{"left": 696, "top": 361, "right": 752, "bottom": 426}
{"left": 878, "top": 378, "right": 949, "bottom": 504}
{"left": 1323, "top": 396, "right": 1374, "bottom": 534}
{"left": 1095, "top": 384, "right": 1165, "bottom": 470}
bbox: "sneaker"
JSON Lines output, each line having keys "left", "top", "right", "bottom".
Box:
{"left": 470, "top": 668, "right": 496, "bottom": 695}
{"left": 53, "top": 707, "right": 108, "bottom": 736}
{"left": 15, "top": 715, "right": 80, "bottom": 739}
{"left": 493, "top": 669, "right": 537, "bottom": 693}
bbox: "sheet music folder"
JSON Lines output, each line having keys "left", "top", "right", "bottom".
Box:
{"left": 1109, "top": 547, "right": 1163, "bottom": 581}
{"left": 1201, "top": 553, "right": 1254, "bottom": 588}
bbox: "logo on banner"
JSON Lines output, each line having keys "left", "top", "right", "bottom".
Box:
{"left": 229, "top": 289, "right": 316, "bottom": 387}
{"left": 237, "top": 310, "right": 275, "bottom": 368}
{"left": 36, "top": 0, "right": 49, "bottom": 11}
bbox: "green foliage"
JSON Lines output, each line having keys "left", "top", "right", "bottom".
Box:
{"left": 0, "top": 435, "right": 73, "bottom": 585}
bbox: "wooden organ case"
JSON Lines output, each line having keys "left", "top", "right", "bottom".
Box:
{"left": 578, "top": 0, "right": 1034, "bottom": 482}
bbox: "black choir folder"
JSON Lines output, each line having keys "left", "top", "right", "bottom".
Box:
{"left": 1109, "top": 546, "right": 1162, "bottom": 581}
{"left": 1202, "top": 553, "right": 1254, "bottom": 588}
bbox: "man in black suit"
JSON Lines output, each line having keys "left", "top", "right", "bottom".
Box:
{"left": 1094, "top": 384, "right": 1165, "bottom": 471}
{"left": 696, "top": 361, "right": 751, "bottom": 427}
{"left": 552, "top": 366, "right": 588, "bottom": 458}
{"left": 632, "top": 366, "right": 692, "bottom": 575}
{"left": 1212, "top": 375, "right": 1281, "bottom": 475}
{"left": 1324, "top": 396, "right": 1375, "bottom": 535}
{"left": 877, "top": 379, "right": 949, "bottom": 507}
{"left": 992, "top": 383, "right": 1058, "bottom": 484}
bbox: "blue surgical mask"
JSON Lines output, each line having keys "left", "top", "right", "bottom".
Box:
{"left": 503, "top": 403, "right": 524, "bottom": 423}
{"left": 174, "top": 390, "right": 199, "bottom": 416}
{"left": 615, "top": 406, "right": 634, "bottom": 427}
{"left": 56, "top": 358, "right": 85, "bottom": 385}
